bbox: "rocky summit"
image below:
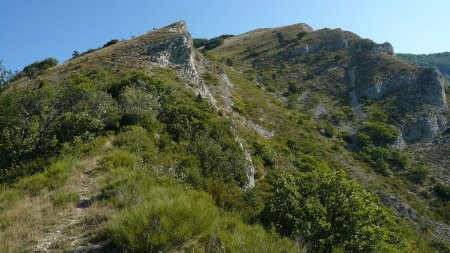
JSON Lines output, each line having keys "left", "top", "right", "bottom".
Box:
{"left": 0, "top": 21, "right": 449, "bottom": 252}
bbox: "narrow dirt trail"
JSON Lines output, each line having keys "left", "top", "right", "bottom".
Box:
{"left": 33, "top": 136, "right": 114, "bottom": 253}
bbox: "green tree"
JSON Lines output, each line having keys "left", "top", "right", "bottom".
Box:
{"left": 358, "top": 122, "right": 398, "bottom": 147}
{"left": 204, "top": 37, "right": 224, "bottom": 51}
{"left": 0, "top": 82, "right": 119, "bottom": 180}
{"left": 262, "top": 169, "right": 399, "bottom": 252}
{"left": 102, "top": 39, "right": 120, "bottom": 48}
{"left": 193, "top": 38, "right": 209, "bottom": 48}
{"left": 118, "top": 86, "right": 160, "bottom": 129}
{"left": 0, "top": 60, "right": 13, "bottom": 85}
{"left": 22, "top": 57, "right": 58, "bottom": 78}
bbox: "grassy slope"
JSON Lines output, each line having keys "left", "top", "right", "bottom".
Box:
{"left": 209, "top": 23, "right": 449, "bottom": 235}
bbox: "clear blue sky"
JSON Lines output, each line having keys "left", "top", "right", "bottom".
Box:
{"left": 1, "top": 0, "right": 449, "bottom": 71}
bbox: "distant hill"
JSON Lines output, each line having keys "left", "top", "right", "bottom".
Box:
{"left": 398, "top": 52, "right": 450, "bottom": 80}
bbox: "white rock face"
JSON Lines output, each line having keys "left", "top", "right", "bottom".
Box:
{"left": 147, "top": 21, "right": 217, "bottom": 107}
{"left": 218, "top": 69, "right": 235, "bottom": 110}
{"left": 236, "top": 136, "right": 256, "bottom": 190}
{"left": 402, "top": 114, "right": 448, "bottom": 143}
{"left": 354, "top": 65, "right": 448, "bottom": 143}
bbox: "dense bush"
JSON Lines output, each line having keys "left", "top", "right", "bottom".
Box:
{"left": 360, "top": 146, "right": 409, "bottom": 175}
{"left": 253, "top": 142, "right": 277, "bottom": 167}
{"left": 102, "top": 39, "right": 120, "bottom": 48}
{"left": 193, "top": 38, "right": 209, "bottom": 48}
{"left": 204, "top": 37, "right": 225, "bottom": 51}
{"left": 407, "top": 163, "right": 431, "bottom": 183}
{"left": 194, "top": 35, "right": 232, "bottom": 50}
{"left": 14, "top": 159, "right": 73, "bottom": 196}
{"left": 357, "top": 122, "right": 398, "bottom": 147}
{"left": 99, "top": 149, "right": 137, "bottom": 171}
{"left": 262, "top": 168, "right": 401, "bottom": 252}
{"left": 0, "top": 80, "right": 120, "bottom": 180}
{"left": 118, "top": 86, "right": 159, "bottom": 129}
{"left": 17, "top": 58, "right": 58, "bottom": 78}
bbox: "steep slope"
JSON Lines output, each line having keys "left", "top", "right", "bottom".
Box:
{"left": 211, "top": 24, "right": 448, "bottom": 144}
{"left": 209, "top": 23, "right": 450, "bottom": 242}
{"left": 1, "top": 21, "right": 449, "bottom": 252}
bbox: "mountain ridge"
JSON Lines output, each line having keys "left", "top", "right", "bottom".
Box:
{"left": 1, "top": 20, "right": 449, "bottom": 252}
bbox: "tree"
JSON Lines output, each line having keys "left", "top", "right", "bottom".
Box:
{"left": 0, "top": 60, "right": 13, "bottom": 85}
{"left": 22, "top": 58, "right": 58, "bottom": 78}
{"left": 262, "top": 168, "right": 399, "bottom": 252}
{"left": 193, "top": 38, "right": 209, "bottom": 48}
{"left": 102, "top": 39, "right": 119, "bottom": 48}
{"left": 204, "top": 37, "right": 224, "bottom": 51}
{"left": 0, "top": 81, "right": 119, "bottom": 179}
{"left": 358, "top": 122, "right": 398, "bottom": 147}
{"left": 72, "top": 50, "right": 80, "bottom": 59}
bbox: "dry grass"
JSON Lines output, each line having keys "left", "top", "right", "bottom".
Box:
{"left": 0, "top": 194, "right": 58, "bottom": 253}
{"left": 0, "top": 137, "right": 115, "bottom": 252}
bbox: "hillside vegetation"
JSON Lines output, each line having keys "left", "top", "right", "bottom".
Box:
{"left": 398, "top": 52, "right": 450, "bottom": 80}
{"left": 0, "top": 21, "right": 448, "bottom": 252}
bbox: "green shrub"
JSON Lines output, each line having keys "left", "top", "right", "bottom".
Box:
{"left": 318, "top": 120, "right": 336, "bottom": 138}
{"left": 359, "top": 146, "right": 410, "bottom": 176}
{"left": 204, "top": 37, "right": 224, "bottom": 51}
{"left": 21, "top": 57, "right": 58, "bottom": 78}
{"left": 407, "top": 164, "right": 431, "bottom": 183}
{"left": 358, "top": 122, "right": 398, "bottom": 147}
{"left": 360, "top": 146, "right": 391, "bottom": 176}
{"left": 193, "top": 38, "right": 209, "bottom": 48}
{"left": 429, "top": 239, "right": 450, "bottom": 253}
{"left": 107, "top": 186, "right": 219, "bottom": 252}
{"left": 287, "top": 81, "right": 299, "bottom": 94}
{"left": 15, "top": 159, "right": 72, "bottom": 196}
{"left": 118, "top": 86, "right": 159, "bottom": 129}
{"left": 0, "top": 82, "right": 119, "bottom": 178}
{"left": 262, "top": 169, "right": 401, "bottom": 252}
{"left": 114, "top": 127, "right": 156, "bottom": 154}
{"left": 253, "top": 142, "right": 277, "bottom": 167}
{"left": 102, "top": 39, "right": 120, "bottom": 48}
{"left": 204, "top": 217, "right": 300, "bottom": 253}
{"left": 202, "top": 72, "right": 219, "bottom": 86}
{"left": 99, "top": 149, "right": 137, "bottom": 171}
{"left": 225, "top": 58, "right": 233, "bottom": 66}
{"left": 368, "top": 107, "right": 388, "bottom": 123}
{"left": 51, "top": 191, "right": 80, "bottom": 207}
{"left": 296, "top": 31, "right": 307, "bottom": 41}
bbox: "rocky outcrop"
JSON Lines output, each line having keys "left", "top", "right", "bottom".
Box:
{"left": 147, "top": 21, "right": 217, "bottom": 107}
{"left": 284, "top": 37, "right": 349, "bottom": 58}
{"left": 378, "top": 192, "right": 420, "bottom": 221}
{"left": 378, "top": 192, "right": 450, "bottom": 242}
{"left": 354, "top": 64, "right": 448, "bottom": 143}
{"left": 235, "top": 136, "right": 256, "bottom": 190}
{"left": 148, "top": 21, "right": 200, "bottom": 82}
{"left": 354, "top": 67, "right": 447, "bottom": 108}
{"left": 402, "top": 114, "right": 448, "bottom": 143}
{"left": 372, "top": 42, "right": 395, "bottom": 55}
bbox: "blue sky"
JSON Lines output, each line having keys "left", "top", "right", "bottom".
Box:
{"left": 1, "top": 0, "right": 449, "bottom": 71}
